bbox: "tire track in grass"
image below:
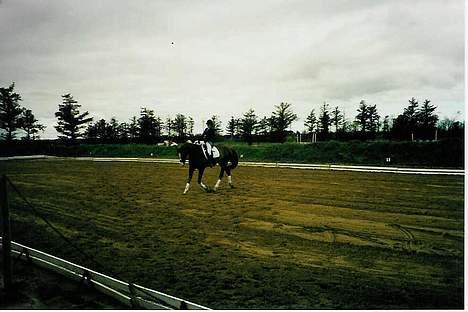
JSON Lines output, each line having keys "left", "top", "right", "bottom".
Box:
{"left": 389, "top": 224, "right": 416, "bottom": 251}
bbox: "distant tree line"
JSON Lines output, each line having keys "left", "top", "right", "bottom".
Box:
{"left": 0, "top": 82, "right": 464, "bottom": 144}
{"left": 226, "top": 98, "right": 462, "bottom": 143}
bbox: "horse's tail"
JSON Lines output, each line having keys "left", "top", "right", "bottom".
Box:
{"left": 229, "top": 149, "right": 239, "bottom": 169}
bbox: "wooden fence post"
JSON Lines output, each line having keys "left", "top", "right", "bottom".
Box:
{"left": 1, "top": 174, "right": 12, "bottom": 291}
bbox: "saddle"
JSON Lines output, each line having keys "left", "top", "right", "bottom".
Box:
{"left": 194, "top": 140, "right": 220, "bottom": 161}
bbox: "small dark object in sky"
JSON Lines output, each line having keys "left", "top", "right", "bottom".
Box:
{"left": 171, "top": 42, "right": 174, "bottom": 45}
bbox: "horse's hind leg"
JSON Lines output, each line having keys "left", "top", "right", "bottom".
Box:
{"left": 226, "top": 167, "right": 235, "bottom": 188}
{"left": 198, "top": 168, "right": 210, "bottom": 192}
{"left": 184, "top": 166, "right": 195, "bottom": 194}
{"left": 213, "top": 168, "right": 225, "bottom": 192}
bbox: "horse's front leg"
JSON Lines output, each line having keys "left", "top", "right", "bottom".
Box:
{"left": 213, "top": 168, "right": 225, "bottom": 192}
{"left": 184, "top": 166, "right": 195, "bottom": 194}
{"left": 198, "top": 167, "right": 210, "bottom": 192}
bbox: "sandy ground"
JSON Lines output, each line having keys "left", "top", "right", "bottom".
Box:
{"left": 0, "top": 159, "right": 464, "bottom": 309}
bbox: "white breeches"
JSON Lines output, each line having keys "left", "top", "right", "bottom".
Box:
{"left": 205, "top": 142, "right": 212, "bottom": 155}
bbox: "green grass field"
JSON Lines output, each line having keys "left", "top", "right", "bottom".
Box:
{"left": 0, "top": 159, "right": 464, "bottom": 309}
{"left": 78, "top": 138, "right": 464, "bottom": 168}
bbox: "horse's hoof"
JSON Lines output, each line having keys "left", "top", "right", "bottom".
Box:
{"left": 229, "top": 184, "right": 235, "bottom": 189}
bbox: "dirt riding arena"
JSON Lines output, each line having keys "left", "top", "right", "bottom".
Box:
{"left": 1, "top": 159, "right": 463, "bottom": 309}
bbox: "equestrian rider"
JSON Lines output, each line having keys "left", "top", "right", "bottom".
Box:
{"left": 202, "top": 119, "right": 216, "bottom": 166}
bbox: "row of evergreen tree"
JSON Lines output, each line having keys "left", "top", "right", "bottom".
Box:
{"left": 0, "top": 83, "right": 463, "bottom": 144}
{"left": 223, "top": 99, "right": 462, "bottom": 143}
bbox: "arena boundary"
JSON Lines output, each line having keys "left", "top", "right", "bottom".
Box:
{"left": 0, "top": 237, "right": 209, "bottom": 310}
{"left": 0, "top": 155, "right": 463, "bottom": 176}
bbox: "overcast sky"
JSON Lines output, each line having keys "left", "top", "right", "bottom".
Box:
{"left": 0, "top": 0, "right": 464, "bottom": 138}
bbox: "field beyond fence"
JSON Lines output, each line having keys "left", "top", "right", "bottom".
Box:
{"left": 1, "top": 139, "right": 463, "bottom": 168}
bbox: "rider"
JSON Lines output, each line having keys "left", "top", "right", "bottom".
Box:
{"left": 202, "top": 119, "right": 216, "bottom": 166}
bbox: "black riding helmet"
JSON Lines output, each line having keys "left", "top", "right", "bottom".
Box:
{"left": 206, "top": 119, "right": 214, "bottom": 128}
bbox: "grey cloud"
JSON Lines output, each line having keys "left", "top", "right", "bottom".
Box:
{"left": 0, "top": 0, "right": 464, "bottom": 138}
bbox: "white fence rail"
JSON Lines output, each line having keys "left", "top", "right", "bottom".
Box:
{"left": 78, "top": 157, "right": 464, "bottom": 175}
{"left": 0, "top": 237, "right": 209, "bottom": 310}
{"left": 0, "top": 155, "right": 464, "bottom": 175}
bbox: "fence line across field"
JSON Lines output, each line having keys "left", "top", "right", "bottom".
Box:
{"left": 0, "top": 155, "right": 463, "bottom": 176}
{"left": 0, "top": 237, "right": 209, "bottom": 310}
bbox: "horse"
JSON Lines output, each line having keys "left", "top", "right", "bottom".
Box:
{"left": 176, "top": 142, "right": 239, "bottom": 194}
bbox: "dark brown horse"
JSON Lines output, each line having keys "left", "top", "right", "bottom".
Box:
{"left": 176, "top": 142, "right": 239, "bottom": 194}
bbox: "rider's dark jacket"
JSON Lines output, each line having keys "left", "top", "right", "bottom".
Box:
{"left": 202, "top": 127, "right": 215, "bottom": 144}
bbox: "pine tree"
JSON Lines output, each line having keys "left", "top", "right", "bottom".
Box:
{"left": 54, "top": 93, "right": 93, "bottom": 143}
{"left": 84, "top": 122, "right": 98, "bottom": 141}
{"left": 304, "top": 109, "right": 317, "bottom": 134}
{"left": 118, "top": 122, "right": 129, "bottom": 141}
{"left": 187, "top": 117, "right": 194, "bottom": 136}
{"left": 367, "top": 104, "right": 380, "bottom": 135}
{"left": 331, "top": 106, "right": 343, "bottom": 133}
{"left": 404, "top": 97, "right": 419, "bottom": 140}
{"left": 256, "top": 116, "right": 270, "bottom": 137}
{"left": 417, "top": 99, "right": 438, "bottom": 139}
{"left": 355, "top": 100, "right": 368, "bottom": 135}
{"left": 0, "top": 83, "right": 24, "bottom": 141}
{"left": 382, "top": 115, "right": 391, "bottom": 134}
{"left": 240, "top": 109, "right": 257, "bottom": 145}
{"left": 128, "top": 116, "right": 139, "bottom": 141}
{"left": 155, "top": 117, "right": 163, "bottom": 138}
{"left": 20, "top": 109, "right": 45, "bottom": 140}
{"left": 173, "top": 114, "right": 187, "bottom": 139}
{"left": 270, "top": 102, "right": 298, "bottom": 143}
{"left": 226, "top": 116, "right": 237, "bottom": 139}
{"left": 318, "top": 102, "right": 331, "bottom": 138}
{"left": 210, "top": 115, "right": 223, "bottom": 134}
{"left": 392, "top": 97, "right": 420, "bottom": 141}
{"left": 138, "top": 108, "right": 160, "bottom": 143}
{"left": 108, "top": 117, "right": 120, "bottom": 141}
{"left": 165, "top": 117, "right": 173, "bottom": 137}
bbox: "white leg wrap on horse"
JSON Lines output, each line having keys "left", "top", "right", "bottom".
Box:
{"left": 214, "top": 179, "right": 221, "bottom": 190}
{"left": 200, "top": 182, "right": 207, "bottom": 189}
{"left": 228, "top": 176, "right": 232, "bottom": 184}
{"left": 184, "top": 183, "right": 190, "bottom": 194}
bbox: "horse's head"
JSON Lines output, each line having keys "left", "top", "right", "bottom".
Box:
{"left": 176, "top": 143, "right": 189, "bottom": 165}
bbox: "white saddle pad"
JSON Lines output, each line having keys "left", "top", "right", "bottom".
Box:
{"left": 212, "top": 146, "right": 220, "bottom": 158}
{"left": 196, "top": 140, "right": 220, "bottom": 159}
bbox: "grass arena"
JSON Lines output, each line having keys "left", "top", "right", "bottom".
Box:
{"left": 1, "top": 159, "right": 463, "bottom": 309}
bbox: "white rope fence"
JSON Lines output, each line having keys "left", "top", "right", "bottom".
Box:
{"left": 0, "top": 237, "right": 209, "bottom": 310}
{"left": 1, "top": 155, "right": 462, "bottom": 176}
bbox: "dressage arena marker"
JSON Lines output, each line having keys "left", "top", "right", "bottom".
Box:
{"left": 0, "top": 155, "right": 462, "bottom": 176}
